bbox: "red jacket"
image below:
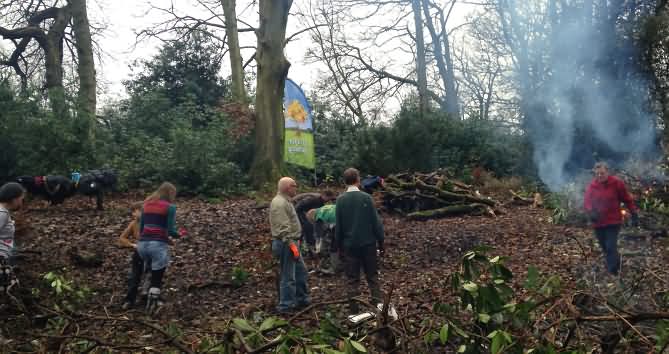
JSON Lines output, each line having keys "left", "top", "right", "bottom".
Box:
{"left": 584, "top": 175, "right": 637, "bottom": 228}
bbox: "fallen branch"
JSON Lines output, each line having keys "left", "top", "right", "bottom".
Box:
{"left": 407, "top": 204, "right": 489, "bottom": 220}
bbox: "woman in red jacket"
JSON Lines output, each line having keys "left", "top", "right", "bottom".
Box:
{"left": 584, "top": 162, "right": 638, "bottom": 275}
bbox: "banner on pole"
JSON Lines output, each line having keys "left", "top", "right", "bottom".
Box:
{"left": 283, "top": 79, "right": 315, "bottom": 169}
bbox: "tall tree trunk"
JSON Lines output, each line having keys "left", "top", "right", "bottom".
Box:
{"left": 411, "top": 0, "right": 429, "bottom": 115}
{"left": 221, "top": 0, "right": 247, "bottom": 103}
{"left": 250, "top": 0, "right": 293, "bottom": 189}
{"left": 422, "top": 0, "right": 449, "bottom": 113}
{"left": 441, "top": 25, "right": 460, "bottom": 118}
{"left": 422, "top": 0, "right": 460, "bottom": 118}
{"left": 44, "top": 6, "right": 71, "bottom": 118}
{"left": 70, "top": 0, "right": 96, "bottom": 137}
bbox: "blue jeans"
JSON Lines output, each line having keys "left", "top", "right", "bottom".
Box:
{"left": 594, "top": 225, "right": 621, "bottom": 275}
{"left": 272, "top": 239, "right": 310, "bottom": 311}
{"left": 137, "top": 240, "right": 170, "bottom": 270}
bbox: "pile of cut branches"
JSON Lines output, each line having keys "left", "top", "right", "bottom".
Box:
{"left": 379, "top": 171, "right": 500, "bottom": 220}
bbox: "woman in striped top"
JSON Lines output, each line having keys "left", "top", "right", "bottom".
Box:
{"left": 136, "top": 182, "right": 183, "bottom": 313}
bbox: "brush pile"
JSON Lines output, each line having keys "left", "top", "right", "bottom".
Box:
{"left": 377, "top": 171, "right": 501, "bottom": 220}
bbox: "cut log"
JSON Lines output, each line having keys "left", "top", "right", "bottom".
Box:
{"left": 510, "top": 190, "right": 533, "bottom": 205}
{"left": 414, "top": 180, "right": 496, "bottom": 207}
{"left": 407, "top": 204, "right": 489, "bottom": 220}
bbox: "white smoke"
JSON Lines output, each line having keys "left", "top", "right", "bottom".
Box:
{"left": 517, "top": 4, "right": 658, "bottom": 190}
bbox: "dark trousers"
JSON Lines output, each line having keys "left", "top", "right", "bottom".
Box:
{"left": 594, "top": 225, "right": 621, "bottom": 275}
{"left": 298, "top": 212, "right": 315, "bottom": 247}
{"left": 125, "top": 251, "right": 146, "bottom": 304}
{"left": 124, "top": 251, "right": 160, "bottom": 304}
{"left": 343, "top": 244, "right": 382, "bottom": 312}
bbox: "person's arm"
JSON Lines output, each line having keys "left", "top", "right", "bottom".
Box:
{"left": 0, "top": 212, "right": 9, "bottom": 235}
{"left": 618, "top": 180, "right": 638, "bottom": 213}
{"left": 139, "top": 211, "right": 145, "bottom": 234}
{"left": 583, "top": 184, "right": 599, "bottom": 222}
{"left": 118, "top": 221, "right": 137, "bottom": 248}
{"left": 167, "top": 205, "right": 179, "bottom": 237}
{"left": 369, "top": 195, "right": 384, "bottom": 246}
{"left": 584, "top": 184, "right": 593, "bottom": 212}
{"left": 335, "top": 198, "right": 344, "bottom": 251}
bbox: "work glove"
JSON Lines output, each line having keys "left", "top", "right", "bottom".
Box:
{"left": 289, "top": 242, "right": 300, "bottom": 260}
{"left": 378, "top": 242, "right": 385, "bottom": 257}
{"left": 587, "top": 210, "right": 599, "bottom": 223}
{"left": 178, "top": 227, "right": 188, "bottom": 237}
{"left": 630, "top": 212, "right": 640, "bottom": 227}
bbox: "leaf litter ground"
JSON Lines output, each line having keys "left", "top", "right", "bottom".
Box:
{"left": 2, "top": 193, "right": 668, "bottom": 352}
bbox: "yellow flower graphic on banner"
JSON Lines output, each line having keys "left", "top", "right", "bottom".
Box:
{"left": 285, "top": 100, "right": 307, "bottom": 123}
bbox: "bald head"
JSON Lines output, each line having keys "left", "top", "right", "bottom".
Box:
{"left": 278, "top": 177, "right": 298, "bottom": 197}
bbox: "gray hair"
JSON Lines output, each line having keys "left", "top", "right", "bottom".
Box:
{"left": 593, "top": 161, "right": 609, "bottom": 171}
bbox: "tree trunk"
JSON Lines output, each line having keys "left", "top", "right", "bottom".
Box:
{"left": 250, "top": 0, "right": 293, "bottom": 189}
{"left": 70, "top": 0, "right": 96, "bottom": 136}
{"left": 422, "top": 0, "right": 448, "bottom": 113}
{"left": 411, "top": 0, "right": 429, "bottom": 114}
{"left": 440, "top": 12, "right": 460, "bottom": 118}
{"left": 221, "top": 0, "right": 247, "bottom": 103}
{"left": 422, "top": 0, "right": 459, "bottom": 118}
{"left": 44, "top": 6, "right": 71, "bottom": 118}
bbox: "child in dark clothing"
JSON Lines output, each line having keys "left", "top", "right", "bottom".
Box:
{"left": 306, "top": 205, "right": 341, "bottom": 275}
{"left": 120, "top": 202, "right": 150, "bottom": 309}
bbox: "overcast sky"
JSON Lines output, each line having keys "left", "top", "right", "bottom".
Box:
{"left": 62, "top": 1, "right": 475, "bottom": 105}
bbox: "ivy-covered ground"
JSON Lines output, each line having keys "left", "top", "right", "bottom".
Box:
{"left": 1, "top": 193, "right": 668, "bottom": 353}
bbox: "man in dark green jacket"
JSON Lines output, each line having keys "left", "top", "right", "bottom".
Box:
{"left": 336, "top": 168, "right": 384, "bottom": 313}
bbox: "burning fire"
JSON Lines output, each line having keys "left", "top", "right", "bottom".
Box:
{"left": 621, "top": 209, "right": 628, "bottom": 219}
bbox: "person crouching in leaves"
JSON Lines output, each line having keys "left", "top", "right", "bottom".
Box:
{"left": 136, "top": 182, "right": 184, "bottom": 313}
{"left": 121, "top": 202, "right": 151, "bottom": 309}
{"left": 306, "top": 205, "right": 341, "bottom": 275}
{"left": 584, "top": 162, "right": 638, "bottom": 279}
{"left": 294, "top": 190, "right": 336, "bottom": 257}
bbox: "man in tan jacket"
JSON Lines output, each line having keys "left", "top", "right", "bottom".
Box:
{"left": 269, "top": 177, "right": 310, "bottom": 313}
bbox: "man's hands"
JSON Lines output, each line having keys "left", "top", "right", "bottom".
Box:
{"left": 587, "top": 210, "right": 600, "bottom": 223}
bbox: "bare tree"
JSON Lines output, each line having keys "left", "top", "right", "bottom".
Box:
{"left": 221, "top": 0, "right": 247, "bottom": 103}
{"left": 452, "top": 7, "right": 516, "bottom": 122}
{"left": 71, "top": 0, "right": 96, "bottom": 129}
{"left": 411, "top": 0, "right": 429, "bottom": 114}
{"left": 422, "top": 0, "right": 460, "bottom": 117}
{"left": 303, "top": 0, "right": 463, "bottom": 119}
{"left": 249, "top": 0, "right": 293, "bottom": 187}
{"left": 0, "top": 0, "right": 98, "bottom": 125}
{"left": 301, "top": 1, "right": 402, "bottom": 125}
{"left": 0, "top": 2, "right": 72, "bottom": 116}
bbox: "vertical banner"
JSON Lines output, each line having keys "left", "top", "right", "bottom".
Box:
{"left": 284, "top": 79, "right": 315, "bottom": 169}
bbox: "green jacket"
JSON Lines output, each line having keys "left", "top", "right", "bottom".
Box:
{"left": 315, "top": 204, "right": 336, "bottom": 224}
{"left": 335, "top": 186, "right": 384, "bottom": 249}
